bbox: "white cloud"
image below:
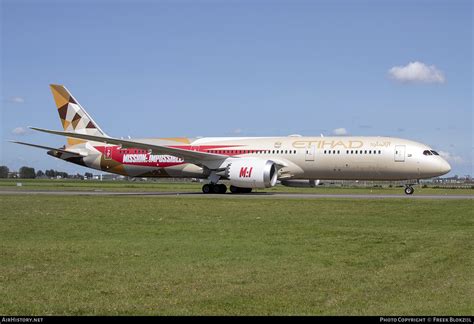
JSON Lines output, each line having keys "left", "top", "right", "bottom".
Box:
{"left": 388, "top": 61, "right": 445, "bottom": 83}
{"left": 232, "top": 128, "right": 243, "bottom": 134}
{"left": 6, "top": 96, "right": 25, "bottom": 104}
{"left": 438, "top": 151, "right": 464, "bottom": 164}
{"left": 12, "top": 127, "right": 29, "bottom": 136}
{"left": 332, "top": 128, "right": 348, "bottom": 135}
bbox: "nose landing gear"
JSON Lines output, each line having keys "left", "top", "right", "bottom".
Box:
{"left": 404, "top": 185, "right": 414, "bottom": 195}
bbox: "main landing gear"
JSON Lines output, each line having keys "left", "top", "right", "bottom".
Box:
{"left": 404, "top": 185, "right": 415, "bottom": 195}
{"left": 202, "top": 183, "right": 227, "bottom": 194}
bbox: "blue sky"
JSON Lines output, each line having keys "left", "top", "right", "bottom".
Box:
{"left": 1, "top": 0, "right": 472, "bottom": 176}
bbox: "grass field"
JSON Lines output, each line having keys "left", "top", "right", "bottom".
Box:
{"left": 0, "top": 179, "right": 473, "bottom": 195}
{"left": 0, "top": 194, "right": 472, "bottom": 315}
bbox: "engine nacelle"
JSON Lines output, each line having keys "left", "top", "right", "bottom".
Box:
{"left": 226, "top": 158, "right": 278, "bottom": 189}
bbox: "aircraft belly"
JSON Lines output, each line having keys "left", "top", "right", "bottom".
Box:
{"left": 301, "top": 157, "right": 369, "bottom": 180}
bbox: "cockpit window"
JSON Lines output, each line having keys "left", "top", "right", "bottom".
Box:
{"left": 430, "top": 150, "right": 439, "bottom": 155}
{"left": 423, "top": 150, "right": 432, "bottom": 156}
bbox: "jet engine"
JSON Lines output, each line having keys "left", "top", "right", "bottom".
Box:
{"left": 226, "top": 158, "right": 278, "bottom": 188}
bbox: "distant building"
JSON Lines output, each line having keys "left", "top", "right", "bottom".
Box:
{"left": 8, "top": 171, "right": 19, "bottom": 178}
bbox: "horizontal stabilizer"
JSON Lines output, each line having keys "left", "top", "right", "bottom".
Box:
{"left": 9, "top": 140, "right": 87, "bottom": 157}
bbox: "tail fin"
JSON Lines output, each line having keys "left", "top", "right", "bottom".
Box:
{"left": 50, "top": 84, "right": 108, "bottom": 146}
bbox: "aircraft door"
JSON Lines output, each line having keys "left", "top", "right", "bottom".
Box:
{"left": 305, "top": 144, "right": 316, "bottom": 161}
{"left": 394, "top": 145, "right": 405, "bottom": 162}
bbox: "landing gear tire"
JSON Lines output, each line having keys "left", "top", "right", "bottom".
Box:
{"left": 218, "top": 184, "right": 227, "bottom": 194}
{"left": 212, "top": 184, "right": 221, "bottom": 194}
{"left": 213, "top": 184, "right": 227, "bottom": 194}
{"left": 404, "top": 186, "right": 414, "bottom": 195}
{"left": 202, "top": 184, "right": 211, "bottom": 194}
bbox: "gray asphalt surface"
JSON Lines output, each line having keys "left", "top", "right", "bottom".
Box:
{"left": 0, "top": 190, "right": 472, "bottom": 199}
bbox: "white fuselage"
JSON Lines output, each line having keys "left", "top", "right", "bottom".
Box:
{"left": 187, "top": 136, "right": 451, "bottom": 181}
{"left": 72, "top": 135, "right": 450, "bottom": 181}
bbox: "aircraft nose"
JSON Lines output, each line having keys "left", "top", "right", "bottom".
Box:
{"left": 438, "top": 159, "right": 451, "bottom": 175}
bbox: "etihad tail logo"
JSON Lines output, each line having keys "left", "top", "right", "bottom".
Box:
{"left": 50, "top": 84, "right": 106, "bottom": 146}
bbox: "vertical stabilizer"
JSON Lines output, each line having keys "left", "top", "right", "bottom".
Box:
{"left": 50, "top": 84, "right": 108, "bottom": 146}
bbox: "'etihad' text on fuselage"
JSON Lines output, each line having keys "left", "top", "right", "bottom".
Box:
{"left": 293, "top": 140, "right": 359, "bottom": 149}
{"left": 292, "top": 140, "right": 391, "bottom": 149}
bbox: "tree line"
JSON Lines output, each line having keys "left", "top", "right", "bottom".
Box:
{"left": 0, "top": 165, "right": 94, "bottom": 179}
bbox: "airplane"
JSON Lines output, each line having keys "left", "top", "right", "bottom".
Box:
{"left": 11, "top": 84, "right": 451, "bottom": 195}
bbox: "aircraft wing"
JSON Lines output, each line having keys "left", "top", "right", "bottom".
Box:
{"left": 9, "top": 140, "right": 87, "bottom": 157}
{"left": 29, "top": 127, "right": 228, "bottom": 162}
